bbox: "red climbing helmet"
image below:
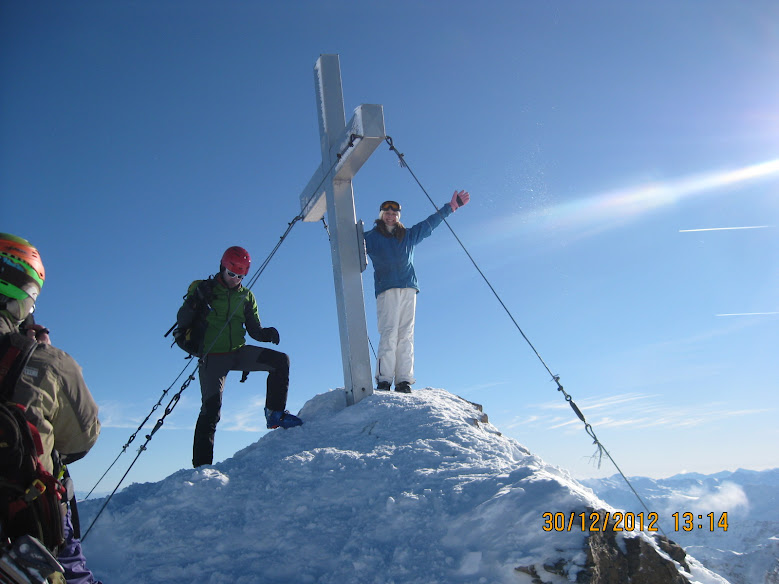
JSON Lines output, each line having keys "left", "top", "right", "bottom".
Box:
{"left": 220, "top": 246, "right": 251, "bottom": 276}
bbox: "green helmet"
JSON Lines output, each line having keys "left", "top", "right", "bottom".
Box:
{"left": 0, "top": 233, "right": 45, "bottom": 322}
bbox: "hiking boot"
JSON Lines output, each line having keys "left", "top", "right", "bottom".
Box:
{"left": 395, "top": 381, "right": 412, "bottom": 393}
{"left": 265, "top": 407, "right": 303, "bottom": 429}
{"left": 376, "top": 381, "right": 391, "bottom": 391}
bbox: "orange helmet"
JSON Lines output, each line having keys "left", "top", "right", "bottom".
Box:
{"left": 0, "top": 233, "right": 45, "bottom": 301}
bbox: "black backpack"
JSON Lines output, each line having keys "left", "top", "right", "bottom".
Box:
{"left": 0, "top": 332, "right": 66, "bottom": 555}
{"left": 165, "top": 278, "right": 216, "bottom": 357}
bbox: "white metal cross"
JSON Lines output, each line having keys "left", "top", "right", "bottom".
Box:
{"left": 299, "top": 54, "right": 385, "bottom": 405}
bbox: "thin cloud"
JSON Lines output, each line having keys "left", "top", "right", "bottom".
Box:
{"left": 716, "top": 312, "right": 779, "bottom": 317}
{"left": 534, "top": 392, "right": 654, "bottom": 412}
{"left": 512, "top": 393, "right": 774, "bottom": 433}
{"left": 478, "top": 158, "right": 779, "bottom": 248}
{"left": 97, "top": 394, "right": 200, "bottom": 431}
{"left": 222, "top": 397, "right": 267, "bottom": 432}
{"left": 679, "top": 226, "right": 770, "bottom": 232}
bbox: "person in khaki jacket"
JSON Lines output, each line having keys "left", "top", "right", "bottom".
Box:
{"left": 0, "top": 232, "right": 102, "bottom": 584}
{"left": 14, "top": 334, "right": 101, "bottom": 477}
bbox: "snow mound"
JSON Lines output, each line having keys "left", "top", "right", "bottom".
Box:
{"left": 79, "top": 388, "right": 725, "bottom": 583}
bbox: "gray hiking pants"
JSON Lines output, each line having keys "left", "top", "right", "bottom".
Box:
{"left": 193, "top": 345, "right": 289, "bottom": 467}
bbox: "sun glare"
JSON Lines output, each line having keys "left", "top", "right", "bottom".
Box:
{"left": 557, "top": 158, "right": 779, "bottom": 229}
{"left": 507, "top": 158, "right": 779, "bottom": 240}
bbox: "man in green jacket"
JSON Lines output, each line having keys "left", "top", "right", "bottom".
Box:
{"left": 178, "top": 246, "right": 302, "bottom": 468}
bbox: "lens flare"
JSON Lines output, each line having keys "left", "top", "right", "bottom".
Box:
{"left": 488, "top": 158, "right": 779, "bottom": 244}
{"left": 549, "top": 158, "right": 779, "bottom": 232}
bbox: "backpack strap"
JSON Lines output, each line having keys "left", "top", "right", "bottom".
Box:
{"left": 0, "top": 332, "right": 38, "bottom": 401}
{"left": 195, "top": 276, "right": 217, "bottom": 304}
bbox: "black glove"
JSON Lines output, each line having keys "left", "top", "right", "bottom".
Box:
{"left": 195, "top": 284, "right": 209, "bottom": 302}
{"left": 260, "top": 327, "right": 280, "bottom": 345}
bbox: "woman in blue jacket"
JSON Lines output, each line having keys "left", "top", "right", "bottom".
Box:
{"left": 364, "top": 191, "right": 470, "bottom": 393}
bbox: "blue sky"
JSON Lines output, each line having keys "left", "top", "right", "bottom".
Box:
{"left": 2, "top": 1, "right": 777, "bottom": 495}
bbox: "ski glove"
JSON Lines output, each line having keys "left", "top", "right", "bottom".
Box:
{"left": 450, "top": 190, "right": 470, "bottom": 211}
{"left": 260, "top": 327, "right": 280, "bottom": 344}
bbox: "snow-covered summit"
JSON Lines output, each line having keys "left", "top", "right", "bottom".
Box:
{"left": 79, "top": 388, "right": 727, "bottom": 583}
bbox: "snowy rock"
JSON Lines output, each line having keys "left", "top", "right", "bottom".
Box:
{"left": 581, "top": 528, "right": 688, "bottom": 584}
{"left": 583, "top": 469, "right": 779, "bottom": 584}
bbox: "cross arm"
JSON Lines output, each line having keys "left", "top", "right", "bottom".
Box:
{"left": 299, "top": 103, "right": 386, "bottom": 222}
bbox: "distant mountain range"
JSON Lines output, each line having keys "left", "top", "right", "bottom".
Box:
{"left": 581, "top": 468, "right": 779, "bottom": 584}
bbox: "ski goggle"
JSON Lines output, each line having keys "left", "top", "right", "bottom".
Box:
{"left": 225, "top": 269, "right": 245, "bottom": 279}
{"left": 380, "top": 201, "right": 401, "bottom": 212}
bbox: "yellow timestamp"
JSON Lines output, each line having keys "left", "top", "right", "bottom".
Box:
{"left": 541, "top": 511, "right": 728, "bottom": 532}
{"left": 672, "top": 512, "right": 728, "bottom": 532}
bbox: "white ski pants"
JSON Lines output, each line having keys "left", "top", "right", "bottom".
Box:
{"left": 375, "top": 287, "right": 417, "bottom": 386}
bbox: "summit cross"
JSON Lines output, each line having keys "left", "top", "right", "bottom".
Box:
{"left": 299, "top": 54, "right": 386, "bottom": 405}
